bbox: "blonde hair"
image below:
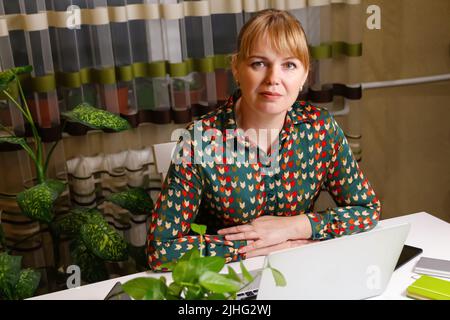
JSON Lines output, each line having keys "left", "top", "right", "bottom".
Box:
{"left": 233, "top": 9, "right": 310, "bottom": 73}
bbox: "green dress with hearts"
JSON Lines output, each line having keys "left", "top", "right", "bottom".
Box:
{"left": 147, "top": 95, "right": 381, "bottom": 271}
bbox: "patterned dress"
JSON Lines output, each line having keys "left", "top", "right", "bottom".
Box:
{"left": 147, "top": 94, "right": 381, "bottom": 271}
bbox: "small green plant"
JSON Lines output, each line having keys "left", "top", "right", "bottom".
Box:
{"left": 55, "top": 188, "right": 153, "bottom": 283}
{"left": 121, "top": 223, "right": 286, "bottom": 300}
{"left": 172, "top": 76, "right": 202, "bottom": 91}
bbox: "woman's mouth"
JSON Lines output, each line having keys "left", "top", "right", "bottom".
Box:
{"left": 260, "top": 91, "right": 282, "bottom": 100}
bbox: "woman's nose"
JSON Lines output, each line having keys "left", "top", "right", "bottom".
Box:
{"left": 265, "top": 66, "right": 280, "bottom": 86}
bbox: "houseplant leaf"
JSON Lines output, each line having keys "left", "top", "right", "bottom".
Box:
{"left": 240, "top": 261, "right": 254, "bottom": 283}
{"left": 270, "top": 267, "right": 287, "bottom": 287}
{"left": 0, "top": 66, "right": 31, "bottom": 91}
{"left": 11, "top": 65, "right": 33, "bottom": 75}
{"left": 178, "top": 248, "right": 200, "bottom": 263}
{"left": 106, "top": 187, "right": 153, "bottom": 216}
{"left": 0, "top": 136, "right": 27, "bottom": 146}
{"left": 0, "top": 70, "right": 16, "bottom": 91}
{"left": 122, "top": 277, "right": 167, "bottom": 300}
{"left": 13, "top": 268, "right": 41, "bottom": 300}
{"left": 226, "top": 266, "right": 242, "bottom": 283}
{"left": 0, "top": 253, "right": 22, "bottom": 296}
{"left": 70, "top": 239, "right": 109, "bottom": 283}
{"left": 172, "top": 260, "right": 197, "bottom": 284}
{"left": 16, "top": 180, "right": 66, "bottom": 224}
{"left": 57, "top": 208, "right": 102, "bottom": 237}
{"left": 191, "top": 223, "right": 206, "bottom": 236}
{"left": 80, "top": 214, "right": 128, "bottom": 261}
{"left": 62, "top": 103, "right": 130, "bottom": 131}
{"left": 193, "top": 256, "right": 225, "bottom": 275}
{"left": 199, "top": 271, "right": 241, "bottom": 294}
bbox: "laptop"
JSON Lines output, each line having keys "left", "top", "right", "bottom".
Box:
{"left": 237, "top": 222, "right": 411, "bottom": 300}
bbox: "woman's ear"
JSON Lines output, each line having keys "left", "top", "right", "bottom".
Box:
{"left": 300, "top": 69, "right": 309, "bottom": 88}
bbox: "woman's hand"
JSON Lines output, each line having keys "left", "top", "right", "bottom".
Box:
{"left": 243, "top": 239, "right": 318, "bottom": 258}
{"left": 217, "top": 215, "right": 313, "bottom": 256}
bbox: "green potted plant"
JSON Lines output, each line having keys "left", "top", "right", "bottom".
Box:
{"left": 56, "top": 187, "right": 154, "bottom": 283}
{"left": 172, "top": 74, "right": 203, "bottom": 108}
{"left": 0, "top": 66, "right": 151, "bottom": 295}
{"left": 122, "top": 224, "right": 286, "bottom": 300}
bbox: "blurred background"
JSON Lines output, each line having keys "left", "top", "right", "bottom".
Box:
{"left": 0, "top": 0, "right": 449, "bottom": 294}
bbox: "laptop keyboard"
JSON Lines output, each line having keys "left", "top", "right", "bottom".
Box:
{"left": 237, "top": 289, "right": 259, "bottom": 300}
{"left": 236, "top": 269, "right": 262, "bottom": 300}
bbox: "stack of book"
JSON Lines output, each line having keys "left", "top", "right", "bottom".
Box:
{"left": 407, "top": 257, "right": 450, "bottom": 300}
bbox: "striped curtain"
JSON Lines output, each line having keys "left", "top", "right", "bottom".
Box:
{"left": 0, "top": 0, "right": 363, "bottom": 281}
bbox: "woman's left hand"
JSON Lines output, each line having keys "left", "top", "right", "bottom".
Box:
{"left": 217, "top": 215, "right": 313, "bottom": 256}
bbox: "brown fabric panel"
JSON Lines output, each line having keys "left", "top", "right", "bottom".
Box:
{"left": 361, "top": 0, "right": 450, "bottom": 82}
{"left": 360, "top": 80, "right": 450, "bottom": 223}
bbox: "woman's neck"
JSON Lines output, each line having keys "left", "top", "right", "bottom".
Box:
{"left": 235, "top": 98, "right": 287, "bottom": 154}
{"left": 235, "top": 98, "right": 286, "bottom": 132}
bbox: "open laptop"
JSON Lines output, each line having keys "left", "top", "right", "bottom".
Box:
{"left": 237, "top": 222, "right": 411, "bottom": 300}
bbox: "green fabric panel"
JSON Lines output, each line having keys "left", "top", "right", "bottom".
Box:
{"left": 92, "top": 67, "right": 117, "bottom": 85}
{"left": 117, "top": 65, "right": 134, "bottom": 82}
{"left": 310, "top": 42, "right": 363, "bottom": 59}
{"left": 168, "top": 61, "right": 189, "bottom": 77}
{"left": 80, "top": 68, "right": 92, "bottom": 84}
{"left": 185, "top": 58, "right": 194, "bottom": 74}
{"left": 193, "top": 56, "right": 214, "bottom": 73}
{"left": 310, "top": 44, "right": 332, "bottom": 59}
{"left": 31, "top": 74, "right": 57, "bottom": 93}
{"left": 344, "top": 43, "right": 363, "bottom": 57}
{"left": 214, "top": 54, "right": 231, "bottom": 69}
{"left": 132, "top": 62, "right": 148, "bottom": 78}
{"left": 56, "top": 71, "right": 82, "bottom": 88}
{"left": 147, "top": 61, "right": 167, "bottom": 78}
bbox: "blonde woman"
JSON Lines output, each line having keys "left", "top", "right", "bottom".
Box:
{"left": 147, "top": 9, "right": 381, "bottom": 270}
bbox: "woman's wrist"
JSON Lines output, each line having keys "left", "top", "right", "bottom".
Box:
{"left": 290, "top": 214, "right": 313, "bottom": 240}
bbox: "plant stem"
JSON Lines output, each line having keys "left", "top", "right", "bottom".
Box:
{"left": 1, "top": 90, "right": 30, "bottom": 121}
{"left": 0, "top": 123, "right": 17, "bottom": 136}
{"left": 48, "top": 222, "right": 61, "bottom": 270}
{"left": 16, "top": 79, "right": 45, "bottom": 184}
{"left": 44, "top": 120, "right": 67, "bottom": 175}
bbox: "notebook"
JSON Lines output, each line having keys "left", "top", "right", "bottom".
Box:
{"left": 406, "top": 275, "right": 450, "bottom": 300}
{"left": 413, "top": 257, "right": 450, "bottom": 278}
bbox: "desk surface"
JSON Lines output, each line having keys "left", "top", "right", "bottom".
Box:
{"left": 30, "top": 211, "right": 450, "bottom": 300}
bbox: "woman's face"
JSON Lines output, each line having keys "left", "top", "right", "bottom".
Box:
{"left": 233, "top": 37, "right": 308, "bottom": 117}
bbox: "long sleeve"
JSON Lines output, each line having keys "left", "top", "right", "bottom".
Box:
{"left": 306, "top": 115, "right": 381, "bottom": 240}
{"left": 147, "top": 128, "right": 246, "bottom": 271}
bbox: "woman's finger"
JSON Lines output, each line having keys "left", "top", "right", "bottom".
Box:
{"left": 224, "top": 231, "right": 259, "bottom": 241}
{"left": 217, "top": 224, "right": 253, "bottom": 235}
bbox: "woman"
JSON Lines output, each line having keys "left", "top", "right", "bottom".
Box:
{"left": 147, "top": 9, "right": 381, "bottom": 271}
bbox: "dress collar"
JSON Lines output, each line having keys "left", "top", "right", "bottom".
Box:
{"left": 223, "top": 90, "right": 314, "bottom": 140}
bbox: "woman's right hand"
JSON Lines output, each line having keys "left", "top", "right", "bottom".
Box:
{"left": 243, "top": 239, "right": 318, "bottom": 258}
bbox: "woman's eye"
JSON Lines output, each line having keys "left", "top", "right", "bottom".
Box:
{"left": 284, "top": 62, "right": 297, "bottom": 70}
{"left": 250, "top": 61, "right": 265, "bottom": 68}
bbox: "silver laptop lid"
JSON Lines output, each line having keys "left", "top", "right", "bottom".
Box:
{"left": 257, "top": 223, "right": 411, "bottom": 300}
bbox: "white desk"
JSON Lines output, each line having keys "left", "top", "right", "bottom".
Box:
{"left": 30, "top": 211, "right": 450, "bottom": 300}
